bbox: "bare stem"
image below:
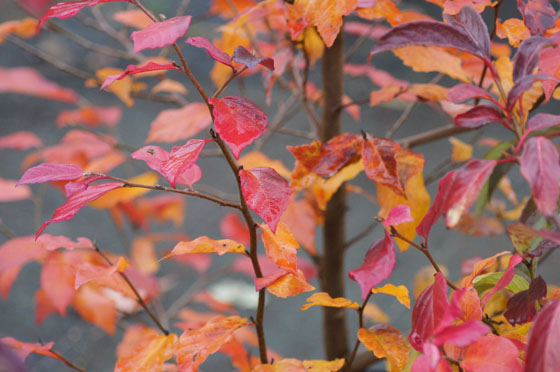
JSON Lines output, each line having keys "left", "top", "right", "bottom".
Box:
{"left": 346, "top": 292, "right": 374, "bottom": 371}
{"left": 94, "top": 243, "right": 170, "bottom": 335}
{"left": 47, "top": 347, "right": 87, "bottom": 372}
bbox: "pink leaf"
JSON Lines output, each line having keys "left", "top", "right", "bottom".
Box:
{"left": 448, "top": 84, "right": 500, "bottom": 107}
{"left": 17, "top": 163, "right": 84, "bottom": 186}
{"left": 37, "top": 0, "right": 129, "bottom": 32}
{"left": 409, "top": 273, "right": 449, "bottom": 351}
{"left": 417, "top": 159, "right": 497, "bottom": 242}
{"left": 460, "top": 335, "right": 522, "bottom": 372}
{"left": 210, "top": 96, "right": 268, "bottom": 159}
{"left": 64, "top": 175, "right": 109, "bottom": 197}
{"left": 36, "top": 182, "right": 122, "bottom": 238}
{"left": 146, "top": 102, "right": 212, "bottom": 143}
{"left": 348, "top": 230, "right": 396, "bottom": 300}
{"left": 0, "top": 67, "right": 77, "bottom": 103}
{"left": 481, "top": 254, "right": 523, "bottom": 307}
{"left": 161, "top": 139, "right": 211, "bottom": 188}
{"left": 454, "top": 105, "right": 505, "bottom": 128}
{"left": 185, "top": 36, "right": 233, "bottom": 69}
{"left": 443, "top": 6, "right": 491, "bottom": 60}
{"left": 0, "top": 179, "right": 31, "bottom": 202}
{"left": 513, "top": 36, "right": 551, "bottom": 82}
{"left": 524, "top": 299, "right": 560, "bottom": 372}
{"left": 101, "top": 62, "right": 181, "bottom": 90}
{"left": 382, "top": 205, "right": 413, "bottom": 226}
{"left": 0, "top": 131, "right": 43, "bottom": 150}
{"left": 412, "top": 343, "right": 452, "bottom": 372}
{"left": 239, "top": 167, "right": 290, "bottom": 233}
{"left": 521, "top": 113, "right": 560, "bottom": 145}
{"left": 130, "top": 16, "right": 191, "bottom": 53}
{"left": 434, "top": 320, "right": 489, "bottom": 347}
{"left": 504, "top": 275, "right": 547, "bottom": 326}
{"left": 232, "top": 46, "right": 274, "bottom": 71}
{"left": 517, "top": 0, "right": 556, "bottom": 35}
{"left": 519, "top": 136, "right": 560, "bottom": 216}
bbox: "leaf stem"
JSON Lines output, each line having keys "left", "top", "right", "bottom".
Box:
{"left": 47, "top": 347, "right": 87, "bottom": 372}
{"left": 346, "top": 292, "right": 374, "bottom": 371}
{"left": 93, "top": 243, "right": 170, "bottom": 335}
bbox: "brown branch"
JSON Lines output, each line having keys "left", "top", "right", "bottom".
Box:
{"left": 346, "top": 292, "right": 373, "bottom": 371}
{"left": 212, "top": 66, "right": 248, "bottom": 98}
{"left": 46, "top": 346, "right": 87, "bottom": 372}
{"left": 397, "top": 124, "right": 472, "bottom": 148}
{"left": 94, "top": 243, "right": 170, "bottom": 335}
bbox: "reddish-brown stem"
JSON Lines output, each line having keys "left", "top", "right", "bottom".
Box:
{"left": 346, "top": 292, "right": 375, "bottom": 371}
{"left": 389, "top": 227, "right": 459, "bottom": 290}
{"left": 47, "top": 347, "right": 87, "bottom": 372}
{"left": 94, "top": 243, "right": 170, "bottom": 335}
{"left": 212, "top": 66, "right": 248, "bottom": 98}
{"left": 213, "top": 134, "right": 268, "bottom": 363}
{"left": 85, "top": 173, "right": 241, "bottom": 209}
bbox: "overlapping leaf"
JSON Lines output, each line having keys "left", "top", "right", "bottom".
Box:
{"left": 115, "top": 330, "right": 177, "bottom": 372}
{"left": 358, "top": 325, "right": 410, "bottom": 372}
{"left": 261, "top": 222, "right": 299, "bottom": 271}
{"left": 371, "top": 284, "right": 410, "bottom": 308}
{"left": 504, "top": 275, "right": 547, "bottom": 325}
{"left": 232, "top": 46, "right": 274, "bottom": 71}
{"left": 131, "top": 16, "right": 191, "bottom": 53}
{"left": 101, "top": 62, "right": 181, "bottom": 90}
{"left": 186, "top": 36, "right": 234, "bottom": 69}
{"left": 460, "top": 334, "right": 522, "bottom": 372}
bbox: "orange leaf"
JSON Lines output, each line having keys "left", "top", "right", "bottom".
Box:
{"left": 496, "top": 18, "right": 531, "bottom": 48}
{"left": 74, "top": 256, "right": 130, "bottom": 290}
{"left": 357, "top": 325, "right": 411, "bottom": 372}
{"left": 176, "top": 315, "right": 247, "bottom": 371}
{"left": 0, "top": 18, "right": 37, "bottom": 42}
{"left": 112, "top": 9, "right": 152, "bottom": 29}
{"left": 371, "top": 283, "right": 410, "bottom": 309}
{"left": 393, "top": 46, "right": 470, "bottom": 82}
{"left": 461, "top": 251, "right": 510, "bottom": 287}
{"left": 261, "top": 222, "right": 299, "bottom": 271}
{"left": 90, "top": 172, "right": 158, "bottom": 209}
{"left": 256, "top": 269, "right": 315, "bottom": 298}
{"left": 449, "top": 137, "right": 473, "bottom": 163}
{"left": 407, "top": 84, "right": 449, "bottom": 101}
{"left": 41, "top": 251, "right": 80, "bottom": 315}
{"left": 0, "top": 337, "right": 63, "bottom": 363}
{"left": 95, "top": 67, "right": 133, "bottom": 106}
{"left": 146, "top": 103, "right": 212, "bottom": 143}
{"left": 369, "top": 85, "right": 402, "bottom": 106}
{"left": 166, "top": 236, "right": 246, "bottom": 258}
{"left": 311, "top": 160, "right": 364, "bottom": 210}
{"left": 377, "top": 152, "right": 430, "bottom": 251}
{"left": 458, "top": 286, "right": 483, "bottom": 321}
{"left": 303, "top": 358, "right": 345, "bottom": 371}
{"left": 280, "top": 198, "right": 317, "bottom": 255}
{"left": 443, "top": 0, "right": 495, "bottom": 15}
{"left": 285, "top": 0, "right": 358, "bottom": 47}
{"left": 239, "top": 151, "right": 291, "bottom": 179}
{"left": 301, "top": 291, "right": 359, "bottom": 311}
{"left": 131, "top": 237, "right": 159, "bottom": 274}
{"left": 209, "top": 0, "right": 257, "bottom": 18}
{"left": 254, "top": 358, "right": 344, "bottom": 371}
{"left": 73, "top": 284, "right": 117, "bottom": 335}
{"left": 363, "top": 303, "right": 390, "bottom": 323}
{"left": 115, "top": 328, "right": 177, "bottom": 372}
{"left": 151, "top": 79, "right": 188, "bottom": 95}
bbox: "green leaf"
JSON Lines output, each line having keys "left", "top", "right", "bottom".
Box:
{"left": 473, "top": 272, "right": 529, "bottom": 295}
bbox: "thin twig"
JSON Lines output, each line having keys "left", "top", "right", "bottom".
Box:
{"left": 212, "top": 66, "right": 248, "bottom": 98}
{"left": 397, "top": 124, "right": 472, "bottom": 148}
{"left": 344, "top": 220, "right": 380, "bottom": 249}
{"left": 46, "top": 347, "right": 87, "bottom": 372}
{"left": 94, "top": 243, "right": 170, "bottom": 335}
{"left": 346, "top": 292, "right": 373, "bottom": 371}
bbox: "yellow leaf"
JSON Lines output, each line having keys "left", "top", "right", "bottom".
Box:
{"left": 151, "top": 79, "right": 188, "bottom": 95}
{"left": 301, "top": 292, "right": 359, "bottom": 311}
{"left": 96, "top": 68, "right": 133, "bottom": 106}
{"left": 371, "top": 284, "right": 410, "bottom": 309}
{"left": 393, "top": 46, "right": 470, "bottom": 82}
{"left": 363, "top": 303, "right": 390, "bottom": 323}
{"left": 377, "top": 153, "right": 430, "bottom": 251}
{"left": 239, "top": 152, "right": 291, "bottom": 179}
{"left": 90, "top": 172, "right": 158, "bottom": 209}
{"left": 166, "top": 236, "right": 246, "bottom": 258}
{"left": 303, "top": 358, "right": 345, "bottom": 371}
{"left": 303, "top": 27, "right": 325, "bottom": 65}
{"left": 408, "top": 83, "right": 449, "bottom": 101}
{"left": 358, "top": 325, "right": 411, "bottom": 372}
{"left": 449, "top": 137, "right": 473, "bottom": 163}
{"left": 496, "top": 18, "right": 531, "bottom": 48}
{"left": 312, "top": 161, "right": 363, "bottom": 210}
{"left": 265, "top": 270, "right": 315, "bottom": 298}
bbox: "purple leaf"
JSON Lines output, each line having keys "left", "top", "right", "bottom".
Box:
{"left": 232, "top": 46, "right": 274, "bottom": 71}
{"left": 434, "top": 320, "right": 490, "bottom": 347}
{"left": 130, "top": 16, "right": 191, "bottom": 53}
{"left": 444, "top": 6, "right": 491, "bottom": 61}
{"left": 481, "top": 254, "right": 523, "bottom": 307}
{"left": 517, "top": 0, "right": 556, "bottom": 35}
{"left": 348, "top": 230, "right": 396, "bottom": 300}
{"left": 513, "top": 36, "right": 551, "bottom": 82}
{"left": 17, "top": 163, "right": 84, "bottom": 186}
{"left": 454, "top": 105, "right": 505, "bottom": 129}
{"left": 185, "top": 36, "right": 233, "bottom": 69}
{"left": 417, "top": 160, "right": 497, "bottom": 242}
{"left": 506, "top": 74, "right": 558, "bottom": 112}
{"left": 36, "top": 182, "right": 122, "bottom": 239}
{"left": 519, "top": 113, "right": 560, "bottom": 149}
{"left": 448, "top": 83, "right": 500, "bottom": 107}
{"left": 101, "top": 62, "right": 181, "bottom": 90}
{"left": 519, "top": 136, "right": 560, "bottom": 216}
{"left": 524, "top": 299, "right": 560, "bottom": 372}
{"left": 504, "top": 275, "right": 547, "bottom": 325}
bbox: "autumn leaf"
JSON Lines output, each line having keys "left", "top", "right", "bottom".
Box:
{"left": 232, "top": 46, "right": 274, "bottom": 70}
{"left": 361, "top": 137, "right": 408, "bottom": 195}
{"left": 161, "top": 139, "right": 211, "bottom": 188}
{"left": 392, "top": 46, "right": 470, "bottom": 82}
{"left": 371, "top": 283, "right": 410, "bottom": 309}
{"left": 382, "top": 205, "right": 413, "bottom": 227}
{"left": 301, "top": 292, "right": 359, "bottom": 311}
{"left": 95, "top": 67, "right": 133, "bottom": 106}
{"left": 57, "top": 105, "right": 122, "bottom": 128}
{"left": 239, "top": 167, "right": 291, "bottom": 233}
{"left": 176, "top": 315, "right": 247, "bottom": 371}
{"left": 0, "top": 337, "right": 63, "bottom": 364}
{"left": 100, "top": 62, "right": 181, "bottom": 90}
{"left": 0, "top": 179, "right": 31, "bottom": 202}
{"left": 349, "top": 230, "right": 396, "bottom": 300}
{"left": 504, "top": 275, "right": 547, "bottom": 326}
{"left": 460, "top": 334, "right": 522, "bottom": 372}
{"left": 74, "top": 256, "right": 130, "bottom": 290}
{"left": 0, "top": 67, "right": 77, "bottom": 103}
{"left": 40, "top": 250, "right": 80, "bottom": 315}
{"left": 73, "top": 284, "right": 118, "bottom": 334}
{"left": 517, "top": 0, "right": 556, "bottom": 35}
{"left": 37, "top": 0, "right": 129, "bottom": 31}
{"left": 255, "top": 269, "right": 315, "bottom": 298}
{"left": 260, "top": 222, "right": 299, "bottom": 272}
{"left": 166, "top": 236, "right": 245, "bottom": 258}
{"left": 115, "top": 330, "right": 177, "bottom": 372}
{"left": 131, "top": 16, "right": 192, "bottom": 53}
{"left": 146, "top": 103, "right": 212, "bottom": 143}
{"left": 89, "top": 172, "right": 158, "bottom": 209}
{"left": 0, "top": 131, "right": 42, "bottom": 150}
{"left": 186, "top": 36, "right": 234, "bottom": 69}
{"left": 460, "top": 251, "right": 510, "bottom": 287}
{"left": 449, "top": 137, "right": 473, "bottom": 162}
{"left": 358, "top": 325, "right": 410, "bottom": 372}
{"left": 524, "top": 299, "right": 560, "bottom": 372}
{"left": 454, "top": 105, "right": 506, "bottom": 128}
{"left": 210, "top": 96, "right": 268, "bottom": 159}
{"left": 112, "top": 9, "right": 152, "bottom": 29}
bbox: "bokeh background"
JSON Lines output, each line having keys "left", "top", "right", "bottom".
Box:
{"left": 0, "top": 1, "right": 556, "bottom": 371}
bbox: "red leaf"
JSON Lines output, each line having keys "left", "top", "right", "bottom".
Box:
{"left": 161, "top": 139, "right": 210, "bottom": 188}
{"left": 513, "top": 36, "right": 551, "bottom": 82}
{"left": 382, "top": 205, "right": 413, "bottom": 227}
{"left": 0, "top": 337, "right": 63, "bottom": 363}
{"left": 506, "top": 74, "right": 558, "bottom": 112}
{"left": 454, "top": 105, "right": 505, "bottom": 129}
{"left": 348, "top": 230, "right": 396, "bottom": 300}
{"left": 370, "top": 7, "right": 490, "bottom": 62}
{"left": 504, "top": 275, "right": 547, "bottom": 326}
{"left": 17, "top": 163, "right": 83, "bottom": 186}
{"left": 448, "top": 84, "right": 500, "bottom": 107}
{"left": 37, "top": 182, "right": 122, "bottom": 238}
{"left": 434, "top": 320, "right": 489, "bottom": 347}
{"left": 210, "top": 96, "right": 268, "bottom": 159}
{"left": 519, "top": 136, "right": 560, "bottom": 216}
{"left": 239, "top": 167, "right": 290, "bottom": 233}
{"left": 361, "top": 137, "right": 405, "bottom": 195}
{"left": 0, "top": 67, "right": 77, "bottom": 103}
{"left": 220, "top": 212, "right": 250, "bottom": 246}
{"left": 524, "top": 299, "right": 560, "bottom": 372}
{"left": 480, "top": 254, "right": 523, "bottom": 307}
{"left": 185, "top": 36, "right": 233, "bottom": 69}
{"left": 130, "top": 16, "right": 191, "bottom": 53}
{"left": 232, "top": 46, "right": 274, "bottom": 71}
{"left": 520, "top": 113, "right": 560, "bottom": 147}
{"left": 101, "top": 62, "right": 181, "bottom": 90}
{"left": 460, "top": 334, "right": 522, "bottom": 372}
{"left": 417, "top": 159, "right": 496, "bottom": 242}
{"left": 517, "top": 0, "right": 556, "bottom": 35}
{"left": 0, "top": 131, "right": 43, "bottom": 150}
{"left": 409, "top": 273, "right": 449, "bottom": 351}
{"left": 37, "top": 0, "right": 128, "bottom": 31}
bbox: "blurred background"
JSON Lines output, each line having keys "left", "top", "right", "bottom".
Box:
{"left": 0, "top": 1, "right": 556, "bottom": 371}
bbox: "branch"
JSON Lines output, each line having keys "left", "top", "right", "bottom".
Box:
{"left": 346, "top": 292, "right": 372, "bottom": 371}
{"left": 44, "top": 346, "right": 87, "bottom": 372}
{"left": 397, "top": 124, "right": 472, "bottom": 148}
{"left": 94, "top": 243, "right": 170, "bottom": 335}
